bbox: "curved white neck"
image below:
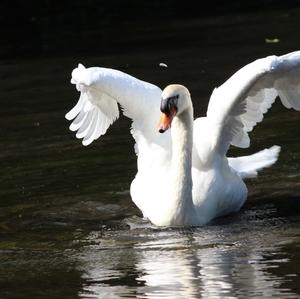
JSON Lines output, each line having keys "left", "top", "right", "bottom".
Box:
{"left": 169, "top": 105, "right": 195, "bottom": 225}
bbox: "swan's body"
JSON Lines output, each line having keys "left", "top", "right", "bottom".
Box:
{"left": 66, "top": 51, "right": 300, "bottom": 226}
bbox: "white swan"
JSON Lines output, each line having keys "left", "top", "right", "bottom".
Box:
{"left": 65, "top": 51, "right": 300, "bottom": 226}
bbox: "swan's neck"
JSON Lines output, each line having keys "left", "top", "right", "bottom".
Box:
{"left": 169, "top": 106, "right": 195, "bottom": 225}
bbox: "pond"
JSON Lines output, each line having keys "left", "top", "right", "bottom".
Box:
{"left": 0, "top": 7, "right": 300, "bottom": 299}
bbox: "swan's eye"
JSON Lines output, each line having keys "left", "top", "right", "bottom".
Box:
{"left": 168, "top": 95, "right": 179, "bottom": 102}
{"left": 160, "top": 94, "right": 179, "bottom": 115}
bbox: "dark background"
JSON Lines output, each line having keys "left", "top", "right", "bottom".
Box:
{"left": 1, "top": 0, "right": 300, "bottom": 59}
{"left": 1, "top": 2, "right": 300, "bottom": 298}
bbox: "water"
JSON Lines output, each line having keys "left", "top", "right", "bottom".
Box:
{"left": 1, "top": 7, "right": 300, "bottom": 299}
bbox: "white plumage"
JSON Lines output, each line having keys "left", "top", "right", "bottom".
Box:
{"left": 66, "top": 51, "right": 300, "bottom": 226}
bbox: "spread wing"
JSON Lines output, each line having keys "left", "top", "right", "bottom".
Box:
{"left": 65, "top": 64, "right": 166, "bottom": 149}
{"left": 205, "top": 51, "right": 300, "bottom": 156}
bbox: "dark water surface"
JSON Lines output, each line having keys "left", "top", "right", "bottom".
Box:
{"left": 1, "top": 8, "right": 300, "bottom": 299}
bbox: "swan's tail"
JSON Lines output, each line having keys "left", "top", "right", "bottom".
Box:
{"left": 228, "top": 145, "right": 281, "bottom": 178}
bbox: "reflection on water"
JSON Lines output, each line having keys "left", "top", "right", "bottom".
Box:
{"left": 77, "top": 209, "right": 300, "bottom": 299}
{"left": 1, "top": 5, "right": 300, "bottom": 299}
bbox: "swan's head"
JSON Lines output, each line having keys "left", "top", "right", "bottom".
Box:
{"left": 158, "top": 84, "right": 191, "bottom": 133}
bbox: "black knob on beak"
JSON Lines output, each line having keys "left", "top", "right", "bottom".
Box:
{"left": 160, "top": 95, "right": 179, "bottom": 116}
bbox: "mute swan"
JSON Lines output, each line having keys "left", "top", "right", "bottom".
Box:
{"left": 66, "top": 51, "right": 300, "bottom": 226}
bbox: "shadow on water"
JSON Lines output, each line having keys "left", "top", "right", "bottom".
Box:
{"left": 1, "top": 5, "right": 300, "bottom": 299}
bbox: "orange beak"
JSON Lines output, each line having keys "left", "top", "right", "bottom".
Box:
{"left": 158, "top": 106, "right": 177, "bottom": 133}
